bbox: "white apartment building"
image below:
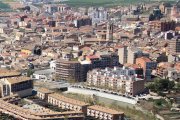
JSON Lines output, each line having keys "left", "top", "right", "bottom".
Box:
{"left": 87, "top": 67, "right": 145, "bottom": 96}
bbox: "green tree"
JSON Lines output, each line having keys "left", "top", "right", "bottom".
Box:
{"left": 27, "top": 69, "right": 34, "bottom": 77}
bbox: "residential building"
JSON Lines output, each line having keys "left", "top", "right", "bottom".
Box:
{"left": 87, "top": 67, "right": 145, "bottom": 96}
{"left": 74, "top": 16, "right": 92, "bottom": 28}
{"left": 48, "top": 93, "right": 89, "bottom": 114}
{"left": 87, "top": 105, "right": 124, "bottom": 120}
{"left": 118, "top": 47, "right": 149, "bottom": 64}
{"left": 106, "top": 22, "right": 114, "bottom": 41}
{"left": 169, "top": 37, "right": 180, "bottom": 54}
{"left": 88, "top": 7, "right": 108, "bottom": 25}
{"left": 56, "top": 59, "right": 82, "bottom": 82}
{"left": 56, "top": 53, "right": 119, "bottom": 82}
{"left": 118, "top": 46, "right": 128, "bottom": 64}
{"left": 37, "top": 87, "right": 54, "bottom": 100}
{"left": 136, "top": 57, "right": 157, "bottom": 80}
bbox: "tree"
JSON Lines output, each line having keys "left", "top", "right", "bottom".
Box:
{"left": 146, "top": 78, "right": 175, "bottom": 93}
{"left": 27, "top": 69, "right": 34, "bottom": 77}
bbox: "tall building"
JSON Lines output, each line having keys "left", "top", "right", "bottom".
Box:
{"left": 106, "top": 22, "right": 113, "bottom": 41}
{"left": 56, "top": 59, "right": 81, "bottom": 82}
{"left": 56, "top": 53, "right": 119, "bottom": 82}
{"left": 169, "top": 37, "right": 180, "bottom": 54}
{"left": 118, "top": 47, "right": 149, "bottom": 64}
{"left": 88, "top": 7, "right": 108, "bottom": 25}
{"left": 118, "top": 46, "right": 128, "bottom": 64}
{"left": 74, "top": 16, "right": 92, "bottom": 28}
{"left": 136, "top": 57, "right": 157, "bottom": 80}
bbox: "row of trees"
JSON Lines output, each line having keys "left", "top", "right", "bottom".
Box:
{"left": 145, "top": 78, "right": 180, "bottom": 96}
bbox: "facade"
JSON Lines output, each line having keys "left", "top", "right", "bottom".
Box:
{"left": 56, "top": 53, "right": 119, "bottom": 82}
{"left": 56, "top": 59, "right": 82, "bottom": 82}
{"left": 106, "top": 23, "right": 114, "bottom": 41}
{"left": 118, "top": 47, "right": 149, "bottom": 64}
{"left": 88, "top": 7, "right": 108, "bottom": 25}
{"left": 149, "top": 20, "right": 176, "bottom": 31}
{"left": 169, "top": 37, "right": 180, "bottom": 54}
{"left": 74, "top": 16, "right": 92, "bottom": 28}
{"left": 48, "top": 93, "right": 89, "bottom": 114}
{"left": 87, "top": 67, "right": 145, "bottom": 96}
{"left": 43, "top": 4, "right": 70, "bottom": 13}
{"left": 156, "top": 62, "right": 180, "bottom": 80}
{"left": 0, "top": 76, "right": 33, "bottom": 97}
{"left": 37, "top": 87, "right": 54, "bottom": 100}
{"left": 87, "top": 105, "right": 124, "bottom": 120}
{"left": 136, "top": 57, "right": 157, "bottom": 80}
{"left": 118, "top": 46, "right": 128, "bottom": 64}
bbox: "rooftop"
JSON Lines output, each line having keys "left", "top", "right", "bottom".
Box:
{"left": 48, "top": 93, "right": 89, "bottom": 106}
{"left": 0, "top": 69, "right": 21, "bottom": 78}
{"left": 88, "top": 105, "right": 124, "bottom": 115}
{"left": 6, "top": 76, "right": 31, "bottom": 84}
{"left": 37, "top": 88, "right": 54, "bottom": 94}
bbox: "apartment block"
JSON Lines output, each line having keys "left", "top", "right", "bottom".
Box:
{"left": 136, "top": 57, "right": 157, "bottom": 80}
{"left": 56, "top": 59, "right": 81, "bottom": 82}
{"left": 48, "top": 93, "right": 89, "bottom": 114}
{"left": 56, "top": 53, "right": 119, "bottom": 82}
{"left": 87, "top": 67, "right": 145, "bottom": 96}
{"left": 169, "top": 37, "right": 180, "bottom": 54}
{"left": 87, "top": 105, "right": 124, "bottom": 120}
{"left": 118, "top": 46, "right": 149, "bottom": 64}
{"left": 74, "top": 16, "right": 92, "bottom": 28}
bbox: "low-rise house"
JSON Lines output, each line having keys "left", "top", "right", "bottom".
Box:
{"left": 37, "top": 87, "right": 54, "bottom": 100}
{"left": 48, "top": 93, "right": 89, "bottom": 114}
{"left": 87, "top": 105, "right": 124, "bottom": 120}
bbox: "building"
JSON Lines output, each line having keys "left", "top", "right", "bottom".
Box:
{"left": 118, "top": 46, "right": 128, "bottom": 64}
{"left": 169, "top": 37, "right": 180, "bottom": 54}
{"left": 88, "top": 7, "right": 108, "bottom": 25}
{"left": 118, "top": 47, "right": 149, "bottom": 64}
{"left": 43, "top": 4, "right": 70, "bottom": 13}
{"left": 48, "top": 93, "right": 89, "bottom": 114}
{"left": 149, "top": 20, "right": 176, "bottom": 32}
{"left": 0, "top": 69, "right": 21, "bottom": 79}
{"left": 87, "top": 67, "right": 145, "bottom": 96}
{"left": 0, "top": 96, "right": 84, "bottom": 120}
{"left": 136, "top": 57, "right": 157, "bottom": 80}
{"left": 106, "top": 22, "right": 113, "bottom": 41}
{"left": 87, "top": 105, "right": 124, "bottom": 120}
{"left": 0, "top": 76, "right": 33, "bottom": 97}
{"left": 56, "top": 59, "right": 81, "bottom": 82}
{"left": 56, "top": 53, "right": 119, "bottom": 82}
{"left": 74, "top": 16, "right": 92, "bottom": 28}
{"left": 156, "top": 62, "right": 180, "bottom": 80}
{"left": 37, "top": 87, "right": 54, "bottom": 100}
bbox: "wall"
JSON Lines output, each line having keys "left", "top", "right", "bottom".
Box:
{"left": 66, "top": 87, "right": 137, "bottom": 104}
